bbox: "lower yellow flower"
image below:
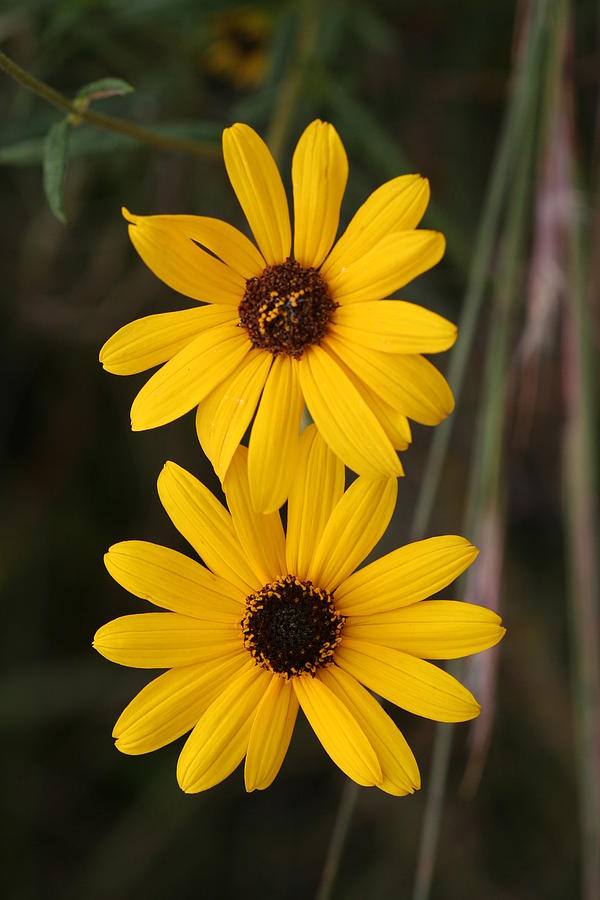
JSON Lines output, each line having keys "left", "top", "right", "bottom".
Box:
{"left": 93, "top": 428, "right": 505, "bottom": 794}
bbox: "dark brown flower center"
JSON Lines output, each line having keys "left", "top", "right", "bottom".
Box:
{"left": 238, "top": 258, "right": 336, "bottom": 358}
{"left": 241, "top": 575, "right": 345, "bottom": 677}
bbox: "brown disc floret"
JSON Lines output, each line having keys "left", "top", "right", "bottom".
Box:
{"left": 241, "top": 575, "right": 345, "bottom": 677}
{"left": 239, "top": 258, "right": 337, "bottom": 358}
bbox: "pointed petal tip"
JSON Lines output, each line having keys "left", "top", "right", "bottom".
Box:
{"left": 112, "top": 717, "right": 125, "bottom": 741}
{"left": 176, "top": 761, "right": 196, "bottom": 794}
{"left": 158, "top": 460, "right": 178, "bottom": 483}
{"left": 244, "top": 766, "right": 259, "bottom": 793}
{"left": 223, "top": 121, "right": 250, "bottom": 142}
{"left": 468, "top": 540, "right": 480, "bottom": 559}
{"left": 122, "top": 206, "right": 136, "bottom": 224}
{"left": 130, "top": 414, "right": 147, "bottom": 432}
{"left": 114, "top": 738, "right": 134, "bottom": 755}
{"left": 433, "top": 230, "right": 446, "bottom": 261}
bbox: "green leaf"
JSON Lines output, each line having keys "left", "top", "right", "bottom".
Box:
{"left": 74, "top": 77, "right": 134, "bottom": 109}
{"left": 43, "top": 119, "right": 71, "bottom": 223}
{"left": 0, "top": 137, "right": 47, "bottom": 165}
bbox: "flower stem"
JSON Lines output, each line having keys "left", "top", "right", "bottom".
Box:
{"left": 0, "top": 50, "right": 220, "bottom": 160}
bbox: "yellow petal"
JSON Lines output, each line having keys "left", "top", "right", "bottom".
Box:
{"left": 325, "top": 335, "right": 454, "bottom": 425}
{"left": 322, "top": 175, "right": 430, "bottom": 277}
{"left": 336, "top": 535, "right": 478, "bottom": 615}
{"left": 195, "top": 349, "right": 272, "bottom": 481}
{"left": 92, "top": 613, "right": 241, "bottom": 668}
{"left": 222, "top": 123, "right": 291, "bottom": 265}
{"left": 326, "top": 231, "right": 445, "bottom": 304}
{"left": 177, "top": 661, "right": 271, "bottom": 793}
{"left": 293, "top": 674, "right": 382, "bottom": 786}
{"left": 285, "top": 425, "right": 345, "bottom": 580}
{"left": 157, "top": 461, "right": 259, "bottom": 594}
{"left": 113, "top": 653, "right": 246, "bottom": 755}
{"left": 124, "top": 211, "right": 265, "bottom": 279}
{"left": 308, "top": 476, "right": 397, "bottom": 592}
{"left": 130, "top": 322, "right": 250, "bottom": 431}
{"left": 383, "top": 354, "right": 455, "bottom": 425}
{"left": 317, "top": 341, "right": 412, "bottom": 450}
{"left": 99, "top": 305, "right": 237, "bottom": 376}
{"left": 298, "top": 345, "right": 403, "bottom": 478}
{"left": 292, "top": 120, "right": 348, "bottom": 268}
{"left": 244, "top": 677, "right": 299, "bottom": 791}
{"left": 330, "top": 300, "right": 457, "bottom": 354}
{"left": 351, "top": 378, "right": 412, "bottom": 450}
{"left": 336, "top": 638, "right": 481, "bottom": 722}
{"left": 344, "top": 601, "right": 506, "bottom": 659}
{"left": 124, "top": 210, "right": 246, "bottom": 304}
{"left": 223, "top": 446, "right": 287, "bottom": 584}
{"left": 248, "top": 355, "right": 304, "bottom": 513}
{"left": 320, "top": 666, "right": 420, "bottom": 795}
{"left": 104, "top": 541, "right": 245, "bottom": 619}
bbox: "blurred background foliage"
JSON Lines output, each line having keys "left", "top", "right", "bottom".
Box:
{"left": 1, "top": 0, "right": 598, "bottom": 898}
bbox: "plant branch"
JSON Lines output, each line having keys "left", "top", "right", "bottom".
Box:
{"left": 0, "top": 50, "right": 220, "bottom": 160}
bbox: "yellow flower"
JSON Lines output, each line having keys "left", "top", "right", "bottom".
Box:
{"left": 93, "top": 427, "right": 505, "bottom": 795}
{"left": 100, "top": 120, "right": 455, "bottom": 513}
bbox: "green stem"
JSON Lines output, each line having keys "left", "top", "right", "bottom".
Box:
{"left": 412, "top": 80, "right": 537, "bottom": 900}
{"left": 411, "top": 720, "right": 456, "bottom": 900}
{"left": 315, "top": 9, "right": 549, "bottom": 895}
{"left": 314, "top": 781, "right": 359, "bottom": 900}
{"left": 0, "top": 50, "right": 220, "bottom": 159}
{"left": 266, "top": 0, "right": 320, "bottom": 165}
{"left": 465, "top": 115, "right": 535, "bottom": 533}
{"left": 564, "top": 109, "right": 600, "bottom": 900}
{"left": 410, "top": 0, "right": 549, "bottom": 542}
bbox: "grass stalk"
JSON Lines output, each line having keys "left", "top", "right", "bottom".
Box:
{"left": 314, "top": 780, "right": 360, "bottom": 900}
{"left": 563, "top": 122, "right": 600, "bottom": 900}
{"left": 412, "top": 73, "right": 537, "bottom": 900}
{"left": 316, "top": 7, "right": 549, "bottom": 896}
{"left": 266, "top": 0, "right": 320, "bottom": 165}
{"left": 410, "top": 0, "right": 549, "bottom": 542}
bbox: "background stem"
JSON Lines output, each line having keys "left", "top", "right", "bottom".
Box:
{"left": 0, "top": 50, "right": 220, "bottom": 159}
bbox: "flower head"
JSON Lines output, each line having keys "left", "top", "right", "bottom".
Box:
{"left": 100, "top": 120, "right": 456, "bottom": 512}
{"left": 93, "top": 428, "right": 505, "bottom": 795}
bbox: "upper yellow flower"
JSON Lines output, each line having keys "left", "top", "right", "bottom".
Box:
{"left": 100, "top": 120, "right": 456, "bottom": 512}
{"left": 93, "top": 427, "right": 505, "bottom": 795}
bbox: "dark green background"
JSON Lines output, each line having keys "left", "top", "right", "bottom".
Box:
{"left": 1, "top": 1, "right": 596, "bottom": 897}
